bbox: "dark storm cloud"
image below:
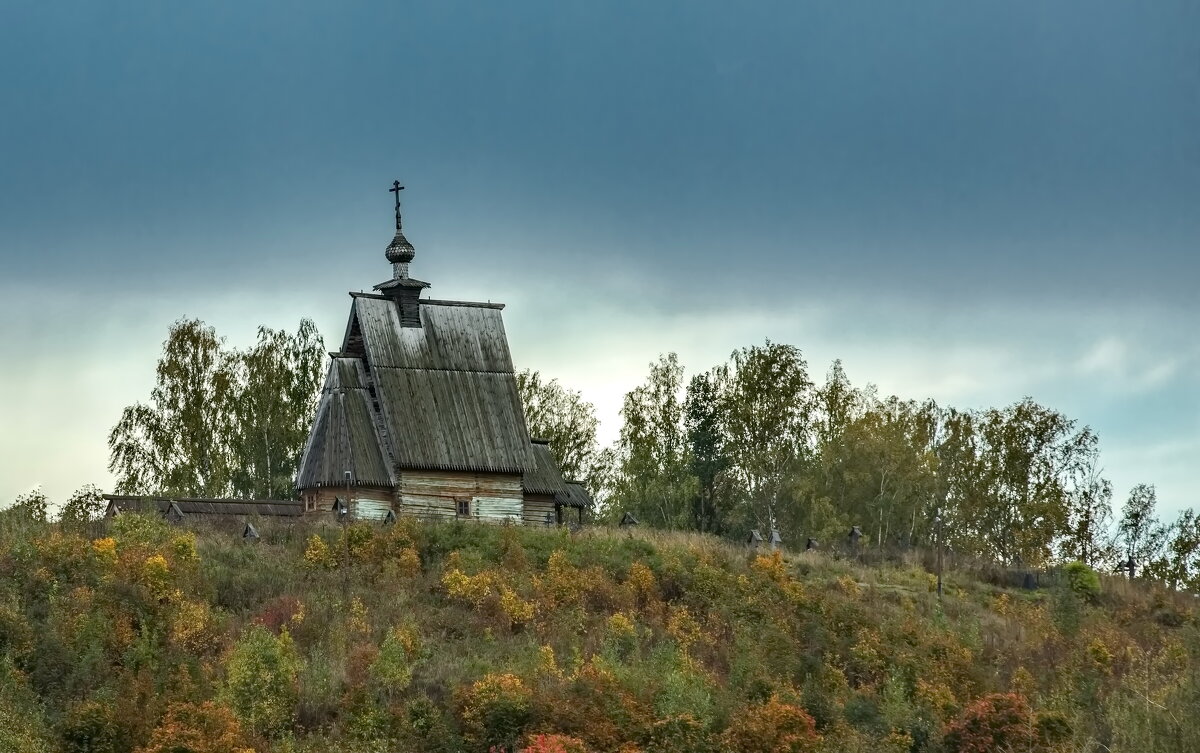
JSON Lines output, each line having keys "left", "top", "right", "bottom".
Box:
{"left": 1, "top": 1, "right": 1196, "bottom": 302}
{"left": 0, "top": 1, "right": 1196, "bottom": 511}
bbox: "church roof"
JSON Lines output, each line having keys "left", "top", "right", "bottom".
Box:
{"left": 559, "top": 482, "right": 592, "bottom": 510}
{"left": 297, "top": 295, "right": 537, "bottom": 486}
{"left": 522, "top": 440, "right": 568, "bottom": 495}
{"left": 295, "top": 357, "right": 393, "bottom": 489}
{"left": 350, "top": 295, "right": 515, "bottom": 372}
{"left": 296, "top": 190, "right": 585, "bottom": 497}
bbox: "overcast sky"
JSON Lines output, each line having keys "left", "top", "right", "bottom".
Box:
{"left": 1, "top": 1, "right": 1196, "bottom": 517}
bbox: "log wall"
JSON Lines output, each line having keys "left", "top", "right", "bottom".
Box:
{"left": 397, "top": 470, "right": 524, "bottom": 524}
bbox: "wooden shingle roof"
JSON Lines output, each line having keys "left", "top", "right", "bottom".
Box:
{"left": 352, "top": 296, "right": 515, "bottom": 372}
{"left": 559, "top": 482, "right": 593, "bottom": 510}
{"left": 522, "top": 440, "right": 568, "bottom": 495}
{"left": 295, "top": 357, "right": 393, "bottom": 489}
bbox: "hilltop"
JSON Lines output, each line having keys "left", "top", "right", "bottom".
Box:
{"left": 1, "top": 511, "right": 1197, "bottom": 753}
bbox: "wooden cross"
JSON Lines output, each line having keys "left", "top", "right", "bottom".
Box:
{"left": 389, "top": 180, "right": 405, "bottom": 229}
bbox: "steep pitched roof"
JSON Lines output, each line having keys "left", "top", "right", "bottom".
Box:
{"left": 298, "top": 295, "right": 536, "bottom": 479}
{"left": 350, "top": 295, "right": 514, "bottom": 372}
{"left": 295, "top": 357, "right": 393, "bottom": 488}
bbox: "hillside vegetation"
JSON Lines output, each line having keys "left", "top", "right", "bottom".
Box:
{"left": 1, "top": 507, "right": 1197, "bottom": 753}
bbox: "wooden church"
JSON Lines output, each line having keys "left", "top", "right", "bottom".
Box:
{"left": 294, "top": 183, "right": 590, "bottom": 525}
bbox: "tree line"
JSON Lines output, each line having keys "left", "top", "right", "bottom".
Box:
{"left": 103, "top": 321, "right": 1198, "bottom": 589}
{"left": 525, "top": 342, "right": 1199, "bottom": 588}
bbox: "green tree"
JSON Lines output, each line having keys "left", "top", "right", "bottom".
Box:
{"left": 221, "top": 625, "right": 300, "bottom": 738}
{"left": 1150, "top": 508, "right": 1200, "bottom": 590}
{"left": 228, "top": 320, "right": 325, "bottom": 499}
{"left": 58, "top": 484, "right": 106, "bottom": 529}
{"left": 608, "top": 354, "right": 697, "bottom": 527}
{"left": 1059, "top": 458, "right": 1117, "bottom": 568}
{"left": 108, "top": 318, "right": 324, "bottom": 498}
{"left": 109, "top": 319, "right": 239, "bottom": 496}
{"left": 947, "top": 399, "right": 1097, "bottom": 567}
{"left": 683, "top": 368, "right": 730, "bottom": 533}
{"left": 1118, "top": 483, "right": 1167, "bottom": 576}
{"left": 0, "top": 658, "right": 54, "bottom": 753}
{"left": 515, "top": 369, "right": 606, "bottom": 492}
{"left": 722, "top": 341, "right": 813, "bottom": 534}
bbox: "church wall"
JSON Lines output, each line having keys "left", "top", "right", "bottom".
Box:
{"left": 300, "top": 485, "right": 394, "bottom": 520}
{"left": 522, "top": 494, "right": 558, "bottom": 527}
{"left": 397, "top": 470, "right": 524, "bottom": 524}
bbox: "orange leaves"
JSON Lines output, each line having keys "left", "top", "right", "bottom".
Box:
{"left": 943, "top": 692, "right": 1037, "bottom": 753}
{"left": 721, "top": 695, "right": 820, "bottom": 753}
{"left": 519, "top": 732, "right": 592, "bottom": 753}
{"left": 136, "top": 701, "right": 253, "bottom": 753}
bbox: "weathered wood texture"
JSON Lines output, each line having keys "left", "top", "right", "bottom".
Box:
{"left": 522, "top": 494, "right": 558, "bottom": 526}
{"left": 103, "top": 496, "right": 303, "bottom": 519}
{"left": 397, "top": 470, "right": 523, "bottom": 523}
{"left": 374, "top": 367, "right": 533, "bottom": 473}
{"left": 523, "top": 441, "right": 567, "bottom": 495}
{"left": 350, "top": 296, "right": 515, "bottom": 372}
{"left": 300, "top": 486, "right": 394, "bottom": 520}
{"left": 295, "top": 357, "right": 393, "bottom": 489}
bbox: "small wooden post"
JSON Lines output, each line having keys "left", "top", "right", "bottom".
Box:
{"left": 934, "top": 515, "right": 944, "bottom": 600}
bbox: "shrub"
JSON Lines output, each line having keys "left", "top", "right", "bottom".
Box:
{"left": 943, "top": 693, "right": 1037, "bottom": 753}
{"left": 520, "top": 732, "right": 592, "bottom": 753}
{"left": 221, "top": 625, "right": 300, "bottom": 738}
{"left": 721, "top": 695, "right": 820, "bottom": 753}
{"left": 1063, "top": 561, "right": 1101, "bottom": 603}
{"left": 369, "top": 625, "right": 422, "bottom": 700}
{"left": 60, "top": 700, "right": 132, "bottom": 753}
{"left": 137, "top": 701, "right": 253, "bottom": 753}
{"left": 302, "top": 535, "right": 335, "bottom": 571}
{"left": 459, "top": 673, "right": 534, "bottom": 751}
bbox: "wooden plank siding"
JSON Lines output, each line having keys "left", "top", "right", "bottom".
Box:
{"left": 522, "top": 494, "right": 558, "bottom": 527}
{"left": 397, "top": 470, "right": 524, "bottom": 524}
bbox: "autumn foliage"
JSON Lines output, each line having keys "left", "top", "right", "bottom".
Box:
{"left": 1, "top": 505, "right": 1198, "bottom": 753}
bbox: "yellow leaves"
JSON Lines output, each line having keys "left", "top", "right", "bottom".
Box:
{"left": 443, "top": 568, "right": 496, "bottom": 608}
{"left": 396, "top": 546, "right": 422, "bottom": 577}
{"left": 608, "top": 612, "right": 636, "bottom": 641}
{"left": 666, "top": 606, "right": 703, "bottom": 653}
{"left": 751, "top": 551, "right": 789, "bottom": 583}
{"left": 169, "top": 532, "right": 198, "bottom": 565}
{"left": 458, "top": 672, "right": 533, "bottom": 748}
{"left": 499, "top": 586, "right": 535, "bottom": 628}
{"left": 141, "top": 554, "right": 172, "bottom": 600}
{"left": 915, "top": 677, "right": 956, "bottom": 716}
{"left": 626, "top": 561, "right": 656, "bottom": 603}
{"left": 302, "top": 535, "right": 334, "bottom": 571}
{"left": 537, "top": 644, "right": 560, "bottom": 677}
{"left": 1087, "top": 638, "right": 1114, "bottom": 672}
{"left": 444, "top": 566, "right": 532, "bottom": 629}
{"left": 91, "top": 537, "right": 118, "bottom": 569}
{"left": 349, "top": 597, "right": 370, "bottom": 636}
{"left": 834, "top": 575, "right": 861, "bottom": 597}
{"left": 370, "top": 625, "right": 422, "bottom": 695}
{"left": 171, "top": 600, "right": 220, "bottom": 654}
{"left": 1010, "top": 666, "right": 1036, "bottom": 697}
